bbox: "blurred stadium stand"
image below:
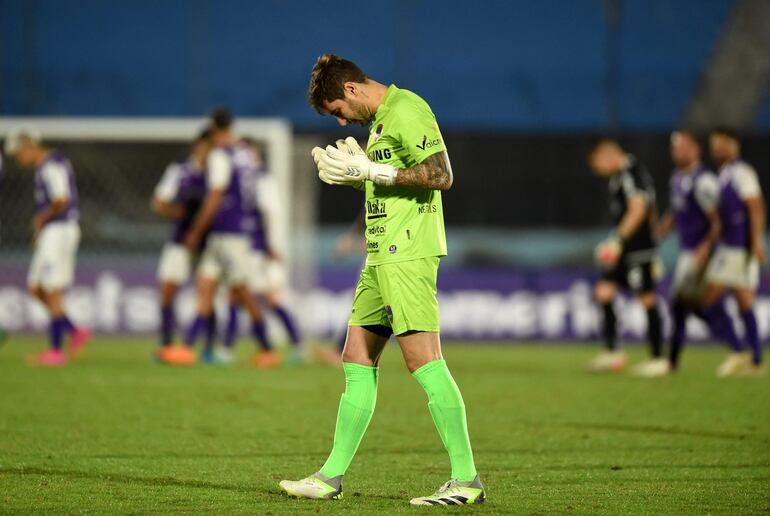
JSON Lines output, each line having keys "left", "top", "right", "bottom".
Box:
{"left": 1, "top": 0, "right": 768, "bottom": 340}
{"left": 0, "top": 0, "right": 755, "bottom": 129}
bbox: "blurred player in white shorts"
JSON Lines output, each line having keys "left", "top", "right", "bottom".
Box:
{"left": 701, "top": 127, "right": 767, "bottom": 376}
{"left": 152, "top": 128, "right": 210, "bottom": 352}
{"left": 221, "top": 138, "right": 304, "bottom": 364}
{"left": 657, "top": 131, "right": 744, "bottom": 373}
{"left": 4, "top": 128, "right": 91, "bottom": 366}
{"left": 157, "top": 109, "right": 276, "bottom": 367}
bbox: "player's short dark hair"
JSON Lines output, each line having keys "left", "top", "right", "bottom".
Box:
{"left": 711, "top": 125, "right": 740, "bottom": 142}
{"left": 210, "top": 107, "right": 233, "bottom": 130}
{"left": 307, "top": 54, "right": 368, "bottom": 113}
{"left": 672, "top": 129, "right": 701, "bottom": 147}
{"left": 586, "top": 137, "right": 622, "bottom": 159}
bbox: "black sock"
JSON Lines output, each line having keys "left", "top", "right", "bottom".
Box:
{"left": 602, "top": 303, "right": 617, "bottom": 351}
{"left": 669, "top": 302, "right": 687, "bottom": 369}
{"left": 647, "top": 306, "right": 663, "bottom": 358}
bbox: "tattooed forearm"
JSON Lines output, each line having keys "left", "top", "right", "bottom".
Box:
{"left": 394, "top": 152, "right": 453, "bottom": 191}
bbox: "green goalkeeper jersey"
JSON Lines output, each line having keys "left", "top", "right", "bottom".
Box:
{"left": 364, "top": 85, "right": 448, "bottom": 265}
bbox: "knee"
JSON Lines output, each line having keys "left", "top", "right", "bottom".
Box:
{"left": 594, "top": 283, "right": 615, "bottom": 304}
{"left": 405, "top": 358, "right": 427, "bottom": 374}
{"left": 639, "top": 292, "right": 657, "bottom": 309}
{"left": 404, "top": 352, "right": 442, "bottom": 374}
{"left": 736, "top": 291, "right": 754, "bottom": 311}
{"left": 341, "top": 347, "right": 375, "bottom": 367}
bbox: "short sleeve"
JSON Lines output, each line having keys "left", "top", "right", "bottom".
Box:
{"left": 694, "top": 173, "right": 720, "bottom": 212}
{"left": 621, "top": 168, "right": 650, "bottom": 202}
{"left": 255, "top": 174, "right": 279, "bottom": 218}
{"left": 398, "top": 101, "right": 447, "bottom": 165}
{"left": 733, "top": 163, "right": 761, "bottom": 199}
{"left": 41, "top": 162, "right": 70, "bottom": 200}
{"left": 154, "top": 163, "right": 182, "bottom": 202}
{"left": 207, "top": 148, "right": 232, "bottom": 189}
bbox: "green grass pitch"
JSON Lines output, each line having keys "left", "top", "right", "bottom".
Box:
{"left": 1, "top": 336, "right": 768, "bottom": 514}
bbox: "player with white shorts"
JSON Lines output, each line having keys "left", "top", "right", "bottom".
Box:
{"left": 220, "top": 138, "right": 302, "bottom": 363}
{"left": 702, "top": 127, "right": 767, "bottom": 376}
{"left": 4, "top": 128, "right": 90, "bottom": 366}
{"left": 152, "top": 129, "right": 209, "bottom": 351}
{"left": 157, "top": 109, "right": 276, "bottom": 367}
{"left": 657, "top": 131, "right": 743, "bottom": 372}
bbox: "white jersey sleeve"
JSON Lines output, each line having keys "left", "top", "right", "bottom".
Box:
{"left": 732, "top": 163, "right": 762, "bottom": 200}
{"left": 255, "top": 174, "right": 279, "bottom": 216}
{"left": 694, "top": 172, "right": 720, "bottom": 212}
{"left": 154, "top": 163, "right": 182, "bottom": 202}
{"left": 207, "top": 148, "right": 232, "bottom": 190}
{"left": 41, "top": 161, "right": 71, "bottom": 200}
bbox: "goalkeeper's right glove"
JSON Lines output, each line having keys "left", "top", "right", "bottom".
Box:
{"left": 311, "top": 136, "right": 397, "bottom": 188}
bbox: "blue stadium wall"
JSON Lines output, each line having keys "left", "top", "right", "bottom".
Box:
{"left": 4, "top": 0, "right": 766, "bottom": 130}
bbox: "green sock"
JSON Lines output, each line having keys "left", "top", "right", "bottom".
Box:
{"left": 319, "top": 362, "right": 378, "bottom": 478}
{"left": 413, "top": 359, "right": 477, "bottom": 481}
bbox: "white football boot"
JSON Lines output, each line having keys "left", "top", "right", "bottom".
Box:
{"left": 588, "top": 350, "right": 627, "bottom": 373}
{"left": 410, "top": 475, "right": 486, "bottom": 506}
{"left": 279, "top": 472, "right": 343, "bottom": 500}
{"left": 631, "top": 358, "right": 671, "bottom": 378}
{"left": 716, "top": 351, "right": 753, "bottom": 378}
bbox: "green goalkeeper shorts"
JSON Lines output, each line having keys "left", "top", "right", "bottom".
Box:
{"left": 349, "top": 256, "right": 441, "bottom": 336}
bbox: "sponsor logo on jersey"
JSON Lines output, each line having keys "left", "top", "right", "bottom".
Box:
{"left": 367, "top": 241, "right": 379, "bottom": 253}
{"left": 367, "top": 225, "right": 386, "bottom": 236}
{"left": 416, "top": 135, "right": 441, "bottom": 151}
{"left": 368, "top": 148, "right": 392, "bottom": 162}
{"left": 366, "top": 200, "right": 387, "bottom": 220}
{"left": 388, "top": 245, "right": 397, "bottom": 254}
{"left": 418, "top": 203, "right": 438, "bottom": 214}
{"left": 374, "top": 124, "right": 384, "bottom": 141}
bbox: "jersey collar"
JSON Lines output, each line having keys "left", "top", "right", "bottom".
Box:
{"left": 372, "top": 84, "right": 398, "bottom": 126}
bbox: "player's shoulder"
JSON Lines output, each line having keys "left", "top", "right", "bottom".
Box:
{"left": 389, "top": 86, "right": 435, "bottom": 118}
{"left": 40, "top": 152, "right": 70, "bottom": 176}
{"left": 730, "top": 160, "right": 758, "bottom": 179}
{"left": 695, "top": 167, "right": 718, "bottom": 184}
{"left": 162, "top": 160, "right": 185, "bottom": 177}
{"left": 624, "top": 156, "right": 652, "bottom": 183}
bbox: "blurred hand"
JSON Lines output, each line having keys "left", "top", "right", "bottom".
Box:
{"left": 753, "top": 240, "right": 767, "bottom": 264}
{"left": 184, "top": 230, "right": 202, "bottom": 252}
{"left": 335, "top": 235, "right": 356, "bottom": 257}
{"left": 594, "top": 237, "right": 623, "bottom": 268}
{"left": 693, "top": 241, "right": 712, "bottom": 268}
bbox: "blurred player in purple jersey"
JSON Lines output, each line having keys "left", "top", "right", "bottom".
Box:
{"left": 588, "top": 139, "right": 666, "bottom": 377}
{"left": 702, "top": 127, "right": 767, "bottom": 377}
{"left": 220, "top": 138, "right": 302, "bottom": 365}
{"left": 158, "top": 109, "right": 276, "bottom": 367}
{"left": 152, "top": 129, "right": 210, "bottom": 355}
{"left": 657, "top": 131, "right": 743, "bottom": 372}
{"left": 4, "top": 128, "right": 91, "bottom": 366}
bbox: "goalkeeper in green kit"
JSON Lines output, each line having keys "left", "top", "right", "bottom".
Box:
{"left": 279, "top": 55, "right": 485, "bottom": 506}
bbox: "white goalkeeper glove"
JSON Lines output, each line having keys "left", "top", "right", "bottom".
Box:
{"left": 311, "top": 138, "right": 364, "bottom": 190}
{"left": 311, "top": 136, "right": 397, "bottom": 187}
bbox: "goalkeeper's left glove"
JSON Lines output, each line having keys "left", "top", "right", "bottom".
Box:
{"left": 311, "top": 136, "right": 398, "bottom": 187}
{"left": 595, "top": 235, "right": 623, "bottom": 268}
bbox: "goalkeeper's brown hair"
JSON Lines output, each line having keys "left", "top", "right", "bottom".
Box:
{"left": 307, "top": 54, "right": 368, "bottom": 113}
